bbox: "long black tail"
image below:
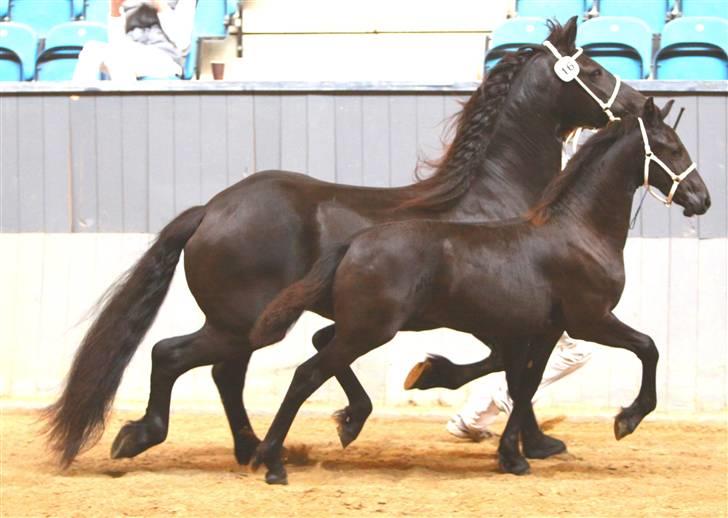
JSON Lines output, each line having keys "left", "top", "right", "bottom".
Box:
{"left": 249, "top": 243, "right": 350, "bottom": 348}
{"left": 44, "top": 206, "right": 206, "bottom": 468}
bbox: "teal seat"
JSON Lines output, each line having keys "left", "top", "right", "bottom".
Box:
{"left": 83, "top": 0, "right": 108, "bottom": 23}
{"left": 485, "top": 17, "right": 550, "bottom": 71}
{"left": 516, "top": 0, "right": 586, "bottom": 24}
{"left": 655, "top": 16, "right": 728, "bottom": 79}
{"left": 577, "top": 16, "right": 653, "bottom": 78}
{"left": 0, "top": 21, "right": 37, "bottom": 80}
{"left": 680, "top": 0, "right": 728, "bottom": 17}
{"left": 597, "top": 0, "right": 670, "bottom": 33}
{"left": 9, "top": 0, "right": 74, "bottom": 36}
{"left": 36, "top": 21, "right": 107, "bottom": 80}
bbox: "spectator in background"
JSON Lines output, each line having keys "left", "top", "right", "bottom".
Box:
{"left": 73, "top": 0, "right": 196, "bottom": 81}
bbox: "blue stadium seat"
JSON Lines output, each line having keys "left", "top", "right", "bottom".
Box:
{"left": 226, "top": 0, "right": 238, "bottom": 18}
{"left": 195, "top": 0, "right": 227, "bottom": 37}
{"left": 36, "top": 21, "right": 107, "bottom": 80}
{"left": 72, "top": 0, "right": 84, "bottom": 18}
{"left": 681, "top": 0, "right": 728, "bottom": 17}
{"left": 182, "top": 0, "right": 234, "bottom": 79}
{"left": 655, "top": 17, "right": 728, "bottom": 79}
{"left": 485, "top": 17, "right": 550, "bottom": 71}
{"left": 9, "top": 0, "right": 74, "bottom": 36}
{"left": 0, "top": 21, "right": 36, "bottom": 80}
{"left": 576, "top": 16, "right": 653, "bottom": 78}
{"left": 83, "top": 0, "right": 108, "bottom": 23}
{"left": 597, "top": 0, "right": 670, "bottom": 33}
{"left": 516, "top": 0, "right": 586, "bottom": 24}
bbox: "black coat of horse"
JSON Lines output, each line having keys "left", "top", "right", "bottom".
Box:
{"left": 249, "top": 98, "right": 711, "bottom": 484}
{"left": 45, "top": 18, "right": 647, "bottom": 468}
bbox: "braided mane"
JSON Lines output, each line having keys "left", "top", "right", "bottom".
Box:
{"left": 398, "top": 47, "right": 538, "bottom": 211}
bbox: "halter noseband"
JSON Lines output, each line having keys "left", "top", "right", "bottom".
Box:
{"left": 637, "top": 117, "right": 696, "bottom": 206}
{"left": 543, "top": 40, "right": 622, "bottom": 123}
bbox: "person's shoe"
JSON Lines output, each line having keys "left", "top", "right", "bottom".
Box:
{"left": 446, "top": 414, "right": 493, "bottom": 442}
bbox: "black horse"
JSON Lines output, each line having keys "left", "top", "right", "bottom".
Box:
{"left": 44, "top": 18, "right": 646, "bottom": 468}
{"left": 249, "top": 98, "right": 711, "bottom": 484}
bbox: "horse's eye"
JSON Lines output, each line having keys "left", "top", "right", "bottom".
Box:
{"left": 590, "top": 68, "right": 602, "bottom": 78}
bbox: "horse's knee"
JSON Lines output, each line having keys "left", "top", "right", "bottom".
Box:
{"left": 639, "top": 338, "right": 658, "bottom": 364}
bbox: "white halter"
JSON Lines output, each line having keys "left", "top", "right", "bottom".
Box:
{"left": 542, "top": 40, "right": 622, "bottom": 122}
{"left": 637, "top": 117, "right": 696, "bottom": 206}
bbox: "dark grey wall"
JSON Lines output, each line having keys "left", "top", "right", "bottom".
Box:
{"left": 1, "top": 84, "right": 725, "bottom": 237}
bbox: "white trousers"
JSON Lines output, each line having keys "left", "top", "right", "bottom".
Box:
{"left": 457, "top": 334, "right": 592, "bottom": 432}
{"left": 73, "top": 40, "right": 182, "bottom": 82}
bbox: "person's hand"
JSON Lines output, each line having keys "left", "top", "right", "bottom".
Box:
{"left": 110, "top": 0, "right": 124, "bottom": 17}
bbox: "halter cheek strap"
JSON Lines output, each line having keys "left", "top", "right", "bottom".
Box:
{"left": 543, "top": 40, "right": 622, "bottom": 122}
{"left": 637, "top": 117, "right": 697, "bottom": 206}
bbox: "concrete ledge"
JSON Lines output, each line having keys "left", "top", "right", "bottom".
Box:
{"left": 0, "top": 80, "right": 726, "bottom": 95}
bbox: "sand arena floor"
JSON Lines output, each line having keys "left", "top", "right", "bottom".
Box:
{"left": 1, "top": 409, "right": 726, "bottom": 517}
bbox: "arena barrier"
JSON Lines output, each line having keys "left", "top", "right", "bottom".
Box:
{"left": 1, "top": 80, "right": 726, "bottom": 413}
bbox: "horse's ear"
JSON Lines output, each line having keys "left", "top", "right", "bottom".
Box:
{"left": 660, "top": 99, "right": 675, "bottom": 120}
{"left": 642, "top": 97, "right": 661, "bottom": 125}
{"left": 546, "top": 16, "right": 578, "bottom": 49}
{"left": 561, "top": 16, "right": 579, "bottom": 47}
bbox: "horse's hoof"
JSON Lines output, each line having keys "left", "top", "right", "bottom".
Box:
{"left": 110, "top": 420, "right": 164, "bottom": 459}
{"left": 523, "top": 434, "right": 567, "bottom": 459}
{"left": 403, "top": 360, "right": 432, "bottom": 390}
{"left": 498, "top": 453, "right": 530, "bottom": 476}
{"left": 265, "top": 467, "right": 288, "bottom": 485}
{"left": 332, "top": 407, "right": 367, "bottom": 448}
{"left": 614, "top": 408, "right": 643, "bottom": 440}
{"left": 234, "top": 442, "right": 259, "bottom": 465}
{"left": 234, "top": 430, "right": 261, "bottom": 465}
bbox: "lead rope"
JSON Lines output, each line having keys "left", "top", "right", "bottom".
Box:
{"left": 629, "top": 188, "right": 648, "bottom": 229}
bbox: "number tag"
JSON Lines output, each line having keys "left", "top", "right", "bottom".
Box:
{"left": 554, "top": 56, "right": 580, "bottom": 82}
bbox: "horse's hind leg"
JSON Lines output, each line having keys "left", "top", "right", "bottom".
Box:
{"left": 110, "top": 325, "right": 241, "bottom": 460}
{"left": 313, "top": 325, "right": 373, "bottom": 448}
{"left": 253, "top": 327, "right": 392, "bottom": 485}
{"left": 212, "top": 352, "right": 260, "bottom": 465}
{"left": 568, "top": 312, "right": 658, "bottom": 440}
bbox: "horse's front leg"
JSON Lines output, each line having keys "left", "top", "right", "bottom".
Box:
{"left": 568, "top": 312, "right": 658, "bottom": 440}
{"left": 498, "top": 331, "right": 561, "bottom": 475}
{"left": 403, "top": 346, "right": 504, "bottom": 391}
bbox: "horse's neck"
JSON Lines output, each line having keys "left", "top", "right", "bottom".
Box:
{"left": 449, "top": 96, "right": 563, "bottom": 221}
{"left": 552, "top": 134, "right": 641, "bottom": 247}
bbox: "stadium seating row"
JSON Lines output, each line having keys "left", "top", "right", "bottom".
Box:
{"left": 0, "top": 0, "right": 238, "bottom": 80}
{"left": 486, "top": 15, "right": 728, "bottom": 79}
{"left": 515, "top": 0, "right": 726, "bottom": 33}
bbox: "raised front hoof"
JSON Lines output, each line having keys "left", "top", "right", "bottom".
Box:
{"left": 403, "top": 360, "right": 434, "bottom": 390}
{"left": 523, "top": 434, "right": 567, "bottom": 459}
{"left": 110, "top": 420, "right": 165, "bottom": 460}
{"left": 614, "top": 408, "right": 645, "bottom": 440}
{"left": 498, "top": 452, "right": 530, "bottom": 476}
{"left": 332, "top": 407, "right": 368, "bottom": 448}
